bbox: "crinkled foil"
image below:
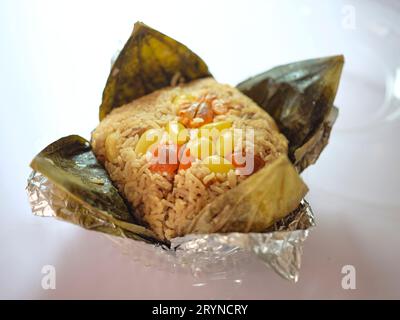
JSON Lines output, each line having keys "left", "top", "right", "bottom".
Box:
{"left": 27, "top": 171, "right": 315, "bottom": 282}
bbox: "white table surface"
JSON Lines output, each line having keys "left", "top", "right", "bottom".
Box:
{"left": 1, "top": 0, "right": 399, "bottom": 299}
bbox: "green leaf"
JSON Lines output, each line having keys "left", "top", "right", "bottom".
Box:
{"left": 237, "top": 55, "right": 344, "bottom": 171}
{"left": 99, "top": 22, "right": 212, "bottom": 120}
{"left": 30, "top": 135, "right": 161, "bottom": 244}
{"left": 186, "top": 155, "right": 308, "bottom": 234}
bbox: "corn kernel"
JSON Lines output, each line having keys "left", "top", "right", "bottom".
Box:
{"left": 134, "top": 128, "right": 164, "bottom": 155}
{"left": 202, "top": 155, "right": 234, "bottom": 173}
{"left": 187, "top": 137, "right": 213, "bottom": 160}
{"left": 105, "top": 132, "right": 120, "bottom": 162}
{"left": 198, "top": 121, "right": 232, "bottom": 139}
{"left": 216, "top": 130, "right": 234, "bottom": 157}
{"left": 166, "top": 122, "right": 189, "bottom": 145}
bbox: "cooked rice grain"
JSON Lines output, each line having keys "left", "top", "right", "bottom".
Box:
{"left": 92, "top": 78, "right": 288, "bottom": 240}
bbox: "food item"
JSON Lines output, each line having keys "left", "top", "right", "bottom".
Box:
{"left": 187, "top": 136, "right": 213, "bottom": 160}
{"left": 166, "top": 122, "right": 189, "bottom": 145}
{"left": 149, "top": 143, "right": 180, "bottom": 174}
{"left": 29, "top": 22, "right": 344, "bottom": 247}
{"left": 134, "top": 128, "right": 163, "bottom": 155}
{"left": 216, "top": 130, "right": 234, "bottom": 158}
{"left": 230, "top": 151, "right": 265, "bottom": 175}
{"left": 200, "top": 120, "right": 232, "bottom": 132}
{"left": 178, "top": 145, "right": 193, "bottom": 171}
{"left": 202, "top": 155, "right": 235, "bottom": 174}
{"left": 91, "top": 77, "right": 305, "bottom": 240}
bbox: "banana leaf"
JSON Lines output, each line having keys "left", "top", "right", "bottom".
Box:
{"left": 99, "top": 22, "right": 212, "bottom": 120}
{"left": 237, "top": 55, "right": 344, "bottom": 172}
{"left": 187, "top": 155, "right": 308, "bottom": 235}
{"left": 30, "top": 135, "right": 161, "bottom": 244}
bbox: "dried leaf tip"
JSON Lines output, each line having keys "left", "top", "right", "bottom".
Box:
{"left": 237, "top": 55, "right": 344, "bottom": 171}
{"left": 99, "top": 21, "right": 212, "bottom": 120}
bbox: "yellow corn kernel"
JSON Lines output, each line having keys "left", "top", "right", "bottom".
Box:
{"left": 172, "top": 94, "right": 197, "bottom": 105}
{"left": 202, "top": 155, "right": 234, "bottom": 174}
{"left": 187, "top": 137, "right": 213, "bottom": 160}
{"left": 216, "top": 130, "right": 234, "bottom": 157}
{"left": 134, "top": 128, "right": 164, "bottom": 155}
{"left": 105, "top": 132, "right": 120, "bottom": 162}
{"left": 201, "top": 120, "right": 232, "bottom": 131}
{"left": 166, "top": 121, "right": 189, "bottom": 145}
{"left": 198, "top": 121, "right": 232, "bottom": 139}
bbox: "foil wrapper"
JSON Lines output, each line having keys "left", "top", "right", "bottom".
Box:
{"left": 27, "top": 170, "right": 315, "bottom": 282}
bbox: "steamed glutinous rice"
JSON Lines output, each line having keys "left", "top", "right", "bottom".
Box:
{"left": 92, "top": 77, "right": 300, "bottom": 240}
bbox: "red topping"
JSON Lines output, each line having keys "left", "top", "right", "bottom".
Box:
{"left": 230, "top": 151, "right": 265, "bottom": 175}
{"left": 149, "top": 144, "right": 179, "bottom": 174}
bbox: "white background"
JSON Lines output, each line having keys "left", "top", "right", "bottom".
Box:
{"left": 0, "top": 0, "right": 399, "bottom": 299}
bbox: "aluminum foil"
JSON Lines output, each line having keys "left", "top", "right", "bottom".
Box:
{"left": 27, "top": 170, "right": 315, "bottom": 282}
